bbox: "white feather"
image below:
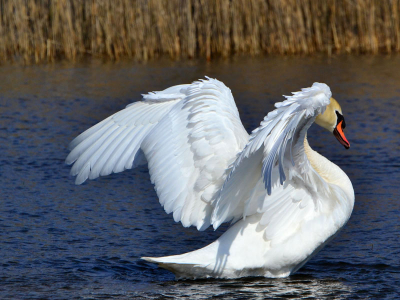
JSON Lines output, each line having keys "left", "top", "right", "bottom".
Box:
{"left": 67, "top": 80, "right": 354, "bottom": 279}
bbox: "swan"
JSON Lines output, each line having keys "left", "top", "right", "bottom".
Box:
{"left": 66, "top": 78, "right": 354, "bottom": 279}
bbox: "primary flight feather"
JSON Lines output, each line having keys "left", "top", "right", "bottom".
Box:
{"left": 66, "top": 78, "right": 354, "bottom": 278}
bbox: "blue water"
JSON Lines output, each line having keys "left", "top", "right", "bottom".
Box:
{"left": 1, "top": 56, "right": 400, "bottom": 299}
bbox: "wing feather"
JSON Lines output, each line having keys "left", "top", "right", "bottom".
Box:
{"left": 140, "top": 78, "right": 249, "bottom": 229}
{"left": 212, "top": 82, "right": 333, "bottom": 237}
{"left": 67, "top": 77, "right": 249, "bottom": 230}
{"left": 100, "top": 125, "right": 142, "bottom": 174}
{"left": 67, "top": 93, "right": 182, "bottom": 184}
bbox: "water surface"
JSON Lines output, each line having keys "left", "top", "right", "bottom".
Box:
{"left": 1, "top": 55, "right": 400, "bottom": 299}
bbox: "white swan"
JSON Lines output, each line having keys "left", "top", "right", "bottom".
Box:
{"left": 66, "top": 78, "right": 354, "bottom": 279}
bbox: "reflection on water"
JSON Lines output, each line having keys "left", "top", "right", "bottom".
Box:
{"left": 150, "top": 276, "right": 353, "bottom": 299}
{"left": 1, "top": 55, "right": 400, "bottom": 299}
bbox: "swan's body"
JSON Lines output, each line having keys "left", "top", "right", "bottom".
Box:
{"left": 66, "top": 78, "right": 354, "bottom": 279}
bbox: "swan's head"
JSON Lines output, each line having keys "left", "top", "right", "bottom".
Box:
{"left": 315, "top": 97, "right": 350, "bottom": 149}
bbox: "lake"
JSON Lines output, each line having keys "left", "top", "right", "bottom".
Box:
{"left": 1, "top": 55, "right": 400, "bottom": 299}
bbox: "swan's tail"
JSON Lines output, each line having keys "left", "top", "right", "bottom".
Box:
{"left": 141, "top": 217, "right": 277, "bottom": 279}
{"left": 142, "top": 256, "right": 204, "bottom": 279}
{"left": 141, "top": 242, "right": 220, "bottom": 279}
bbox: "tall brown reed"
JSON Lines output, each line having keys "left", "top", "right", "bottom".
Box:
{"left": 0, "top": 0, "right": 400, "bottom": 63}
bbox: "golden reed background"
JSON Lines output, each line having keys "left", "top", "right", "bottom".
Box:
{"left": 1, "top": 0, "right": 400, "bottom": 63}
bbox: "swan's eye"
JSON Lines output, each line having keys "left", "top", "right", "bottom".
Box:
{"left": 335, "top": 111, "right": 346, "bottom": 129}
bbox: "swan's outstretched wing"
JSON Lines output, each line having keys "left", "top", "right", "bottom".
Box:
{"left": 66, "top": 78, "right": 249, "bottom": 230}
{"left": 66, "top": 84, "right": 188, "bottom": 184}
{"left": 212, "top": 83, "right": 345, "bottom": 241}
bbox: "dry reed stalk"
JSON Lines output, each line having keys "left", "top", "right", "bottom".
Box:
{"left": 0, "top": 0, "right": 400, "bottom": 64}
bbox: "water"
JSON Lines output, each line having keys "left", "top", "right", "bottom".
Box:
{"left": 1, "top": 55, "right": 400, "bottom": 299}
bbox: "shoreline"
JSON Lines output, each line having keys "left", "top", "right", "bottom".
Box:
{"left": 1, "top": 0, "right": 400, "bottom": 64}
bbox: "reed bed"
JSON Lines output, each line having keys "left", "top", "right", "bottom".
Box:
{"left": 0, "top": 0, "right": 400, "bottom": 63}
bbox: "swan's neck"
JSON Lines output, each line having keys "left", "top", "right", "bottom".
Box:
{"left": 303, "top": 135, "right": 354, "bottom": 202}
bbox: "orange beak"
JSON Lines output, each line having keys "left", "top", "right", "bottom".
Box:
{"left": 333, "top": 120, "right": 350, "bottom": 149}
